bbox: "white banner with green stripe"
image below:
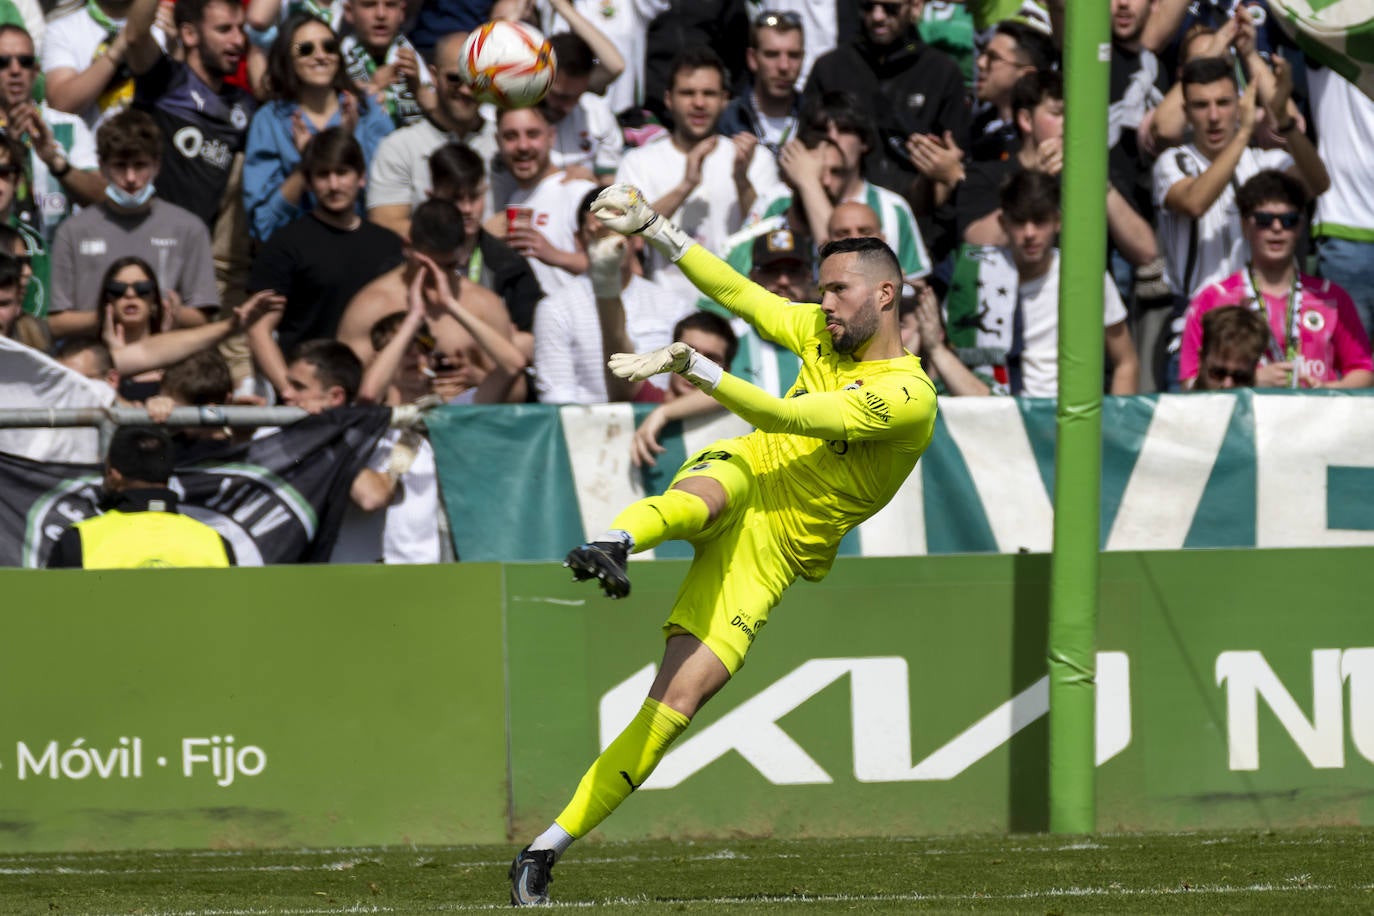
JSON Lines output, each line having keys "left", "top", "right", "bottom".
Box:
{"left": 426, "top": 391, "right": 1374, "bottom": 561}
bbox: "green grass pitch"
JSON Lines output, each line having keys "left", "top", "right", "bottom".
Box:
{"left": 3, "top": 829, "right": 1371, "bottom": 914}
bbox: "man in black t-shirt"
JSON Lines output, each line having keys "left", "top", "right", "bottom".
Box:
{"left": 802, "top": 0, "right": 969, "bottom": 202}
{"left": 246, "top": 130, "right": 403, "bottom": 397}
{"left": 123, "top": 0, "right": 255, "bottom": 229}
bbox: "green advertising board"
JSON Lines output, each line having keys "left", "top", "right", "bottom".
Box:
{"left": 505, "top": 550, "right": 1374, "bottom": 840}
{"left": 0, "top": 565, "right": 508, "bottom": 851}
{"left": 2, "top": 549, "right": 1371, "bottom": 851}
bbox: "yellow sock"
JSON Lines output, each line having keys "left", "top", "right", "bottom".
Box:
{"left": 610, "top": 490, "right": 709, "bottom": 553}
{"left": 553, "top": 698, "right": 691, "bottom": 838}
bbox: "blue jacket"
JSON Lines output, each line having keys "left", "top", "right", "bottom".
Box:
{"left": 243, "top": 97, "right": 394, "bottom": 242}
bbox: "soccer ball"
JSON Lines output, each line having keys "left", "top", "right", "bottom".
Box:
{"left": 459, "top": 20, "right": 557, "bottom": 109}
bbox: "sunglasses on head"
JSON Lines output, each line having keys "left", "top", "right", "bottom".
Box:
{"left": 860, "top": 0, "right": 904, "bottom": 15}
{"left": 1205, "top": 364, "right": 1255, "bottom": 385}
{"left": 105, "top": 280, "right": 156, "bottom": 299}
{"left": 1250, "top": 209, "right": 1301, "bottom": 230}
{"left": 0, "top": 54, "right": 36, "bottom": 70}
{"left": 753, "top": 10, "right": 802, "bottom": 29}
{"left": 293, "top": 38, "right": 339, "bottom": 58}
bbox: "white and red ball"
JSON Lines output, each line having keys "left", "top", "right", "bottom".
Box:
{"left": 459, "top": 20, "right": 557, "bottom": 109}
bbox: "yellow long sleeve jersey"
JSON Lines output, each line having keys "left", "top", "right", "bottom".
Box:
{"left": 678, "top": 246, "right": 939, "bottom": 580}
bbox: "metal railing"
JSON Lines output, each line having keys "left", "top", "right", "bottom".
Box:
{"left": 0, "top": 405, "right": 426, "bottom": 452}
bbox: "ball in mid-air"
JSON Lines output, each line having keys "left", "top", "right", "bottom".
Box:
{"left": 459, "top": 20, "right": 557, "bottom": 109}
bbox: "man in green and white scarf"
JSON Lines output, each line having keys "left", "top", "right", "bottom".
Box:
{"left": 339, "top": 0, "right": 434, "bottom": 129}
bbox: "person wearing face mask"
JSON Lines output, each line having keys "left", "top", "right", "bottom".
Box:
{"left": 46, "top": 108, "right": 219, "bottom": 343}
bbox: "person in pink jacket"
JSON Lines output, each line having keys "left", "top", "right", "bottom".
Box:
{"left": 1179, "top": 169, "right": 1374, "bottom": 390}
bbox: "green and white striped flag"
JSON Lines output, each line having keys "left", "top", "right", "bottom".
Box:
{"left": 1273, "top": 0, "right": 1374, "bottom": 101}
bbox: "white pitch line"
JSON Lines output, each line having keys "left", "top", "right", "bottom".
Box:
{"left": 4, "top": 836, "right": 1368, "bottom": 877}
{"left": 65, "top": 882, "right": 1374, "bottom": 916}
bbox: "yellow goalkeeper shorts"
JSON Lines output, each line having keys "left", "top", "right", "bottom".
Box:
{"left": 660, "top": 438, "right": 798, "bottom": 675}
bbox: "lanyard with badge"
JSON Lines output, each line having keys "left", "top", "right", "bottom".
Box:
{"left": 1242, "top": 263, "right": 1303, "bottom": 388}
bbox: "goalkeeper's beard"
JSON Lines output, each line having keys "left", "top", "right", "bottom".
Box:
{"left": 829, "top": 303, "right": 880, "bottom": 355}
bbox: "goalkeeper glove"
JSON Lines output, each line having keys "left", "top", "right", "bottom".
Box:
{"left": 608, "top": 341, "right": 723, "bottom": 391}
{"left": 590, "top": 183, "right": 694, "bottom": 262}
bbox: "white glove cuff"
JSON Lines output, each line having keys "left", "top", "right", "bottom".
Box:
{"left": 641, "top": 215, "right": 694, "bottom": 263}
{"left": 681, "top": 351, "right": 723, "bottom": 392}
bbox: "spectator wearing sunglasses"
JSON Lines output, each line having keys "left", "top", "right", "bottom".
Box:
{"left": 93, "top": 253, "right": 285, "bottom": 402}
{"left": 365, "top": 30, "right": 496, "bottom": 240}
{"left": 1154, "top": 56, "right": 1328, "bottom": 304}
{"left": 718, "top": 10, "right": 805, "bottom": 188}
{"left": 1179, "top": 170, "right": 1372, "bottom": 390}
{"left": 1192, "top": 306, "right": 1268, "bottom": 391}
{"left": 0, "top": 25, "right": 105, "bottom": 247}
{"left": 47, "top": 109, "right": 219, "bottom": 343}
{"left": 96, "top": 254, "right": 171, "bottom": 401}
{"left": 802, "top": 0, "right": 969, "bottom": 209}
{"left": 243, "top": 13, "right": 392, "bottom": 243}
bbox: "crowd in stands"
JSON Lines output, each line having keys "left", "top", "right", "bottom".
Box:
{"left": 4, "top": 0, "right": 1373, "bottom": 561}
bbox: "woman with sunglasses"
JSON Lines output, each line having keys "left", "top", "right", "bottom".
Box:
{"left": 1178, "top": 169, "right": 1374, "bottom": 390}
{"left": 97, "top": 256, "right": 171, "bottom": 402}
{"left": 91, "top": 255, "right": 288, "bottom": 402}
{"left": 244, "top": 13, "right": 393, "bottom": 243}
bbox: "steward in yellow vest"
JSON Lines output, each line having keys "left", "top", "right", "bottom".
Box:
{"left": 46, "top": 427, "right": 235, "bottom": 569}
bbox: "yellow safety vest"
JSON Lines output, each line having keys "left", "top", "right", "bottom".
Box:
{"left": 73, "top": 510, "right": 232, "bottom": 569}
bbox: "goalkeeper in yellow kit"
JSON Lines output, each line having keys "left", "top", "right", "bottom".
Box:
{"left": 509, "top": 184, "right": 938, "bottom": 906}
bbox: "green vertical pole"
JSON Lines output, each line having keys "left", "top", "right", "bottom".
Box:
{"left": 1049, "top": 0, "right": 1109, "bottom": 834}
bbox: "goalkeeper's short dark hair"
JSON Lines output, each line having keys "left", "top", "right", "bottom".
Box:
{"left": 819, "top": 236, "right": 902, "bottom": 284}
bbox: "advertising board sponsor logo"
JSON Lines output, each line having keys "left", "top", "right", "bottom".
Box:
{"left": 598, "top": 654, "right": 1131, "bottom": 788}
{"left": 12, "top": 735, "right": 267, "bottom": 787}
{"left": 1216, "top": 648, "right": 1374, "bottom": 770}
